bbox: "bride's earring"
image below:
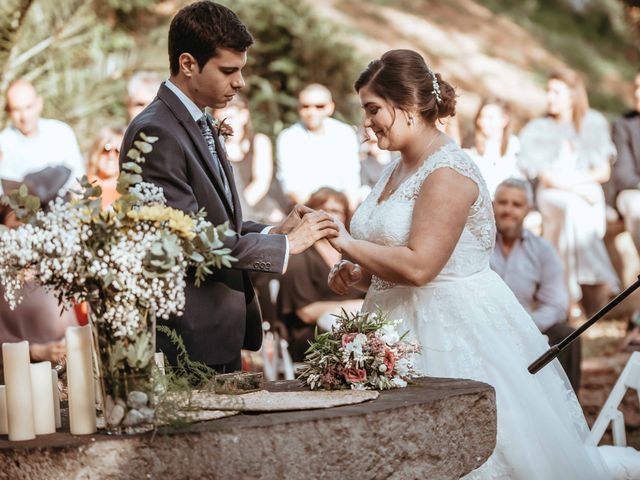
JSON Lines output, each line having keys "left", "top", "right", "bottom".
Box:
{"left": 407, "top": 115, "right": 414, "bottom": 126}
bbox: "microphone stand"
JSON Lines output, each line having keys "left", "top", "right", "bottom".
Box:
{"left": 529, "top": 275, "right": 640, "bottom": 375}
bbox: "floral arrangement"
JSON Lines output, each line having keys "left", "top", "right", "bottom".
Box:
{"left": 0, "top": 132, "right": 234, "bottom": 336}
{"left": 299, "top": 309, "right": 420, "bottom": 391}
{"left": 0, "top": 133, "right": 236, "bottom": 431}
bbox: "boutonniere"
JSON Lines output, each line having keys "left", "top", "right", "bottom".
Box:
{"left": 212, "top": 117, "right": 234, "bottom": 140}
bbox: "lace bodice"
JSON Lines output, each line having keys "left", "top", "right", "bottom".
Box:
{"left": 350, "top": 142, "right": 496, "bottom": 290}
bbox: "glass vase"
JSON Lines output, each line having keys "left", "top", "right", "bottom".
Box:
{"left": 90, "top": 307, "right": 157, "bottom": 434}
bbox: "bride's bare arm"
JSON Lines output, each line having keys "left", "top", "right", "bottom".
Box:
{"left": 332, "top": 168, "right": 478, "bottom": 287}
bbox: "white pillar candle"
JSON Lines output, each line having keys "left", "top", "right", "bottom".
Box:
{"left": 30, "top": 362, "right": 56, "bottom": 435}
{"left": 0, "top": 386, "right": 8, "bottom": 435}
{"left": 66, "top": 325, "right": 96, "bottom": 434}
{"left": 154, "top": 352, "right": 165, "bottom": 375}
{"left": 51, "top": 370, "right": 61, "bottom": 429}
{"left": 2, "top": 341, "right": 35, "bottom": 441}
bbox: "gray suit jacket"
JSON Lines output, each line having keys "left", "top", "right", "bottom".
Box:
{"left": 612, "top": 110, "right": 640, "bottom": 194}
{"left": 120, "top": 84, "right": 287, "bottom": 365}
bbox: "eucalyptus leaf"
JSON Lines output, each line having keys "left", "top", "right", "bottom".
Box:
{"left": 134, "top": 140, "right": 153, "bottom": 153}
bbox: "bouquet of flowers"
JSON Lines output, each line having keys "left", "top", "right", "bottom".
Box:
{"left": 0, "top": 132, "right": 235, "bottom": 430}
{"left": 299, "top": 309, "right": 421, "bottom": 391}
{"left": 0, "top": 132, "right": 234, "bottom": 333}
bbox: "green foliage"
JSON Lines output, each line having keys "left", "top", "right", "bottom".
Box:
{"left": 219, "top": 0, "right": 364, "bottom": 137}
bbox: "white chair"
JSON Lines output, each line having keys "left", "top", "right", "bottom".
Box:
{"left": 588, "top": 352, "right": 640, "bottom": 447}
{"left": 588, "top": 351, "right": 640, "bottom": 479}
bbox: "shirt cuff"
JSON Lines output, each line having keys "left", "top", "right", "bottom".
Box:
{"left": 260, "top": 226, "right": 290, "bottom": 274}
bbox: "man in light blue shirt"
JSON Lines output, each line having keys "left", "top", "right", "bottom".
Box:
{"left": 491, "top": 178, "right": 581, "bottom": 391}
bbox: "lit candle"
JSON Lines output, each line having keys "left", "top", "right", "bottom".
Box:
{"left": 0, "top": 386, "right": 8, "bottom": 435}
{"left": 2, "top": 341, "right": 35, "bottom": 441}
{"left": 30, "top": 361, "right": 56, "bottom": 435}
{"left": 51, "top": 370, "right": 61, "bottom": 429}
{"left": 66, "top": 325, "right": 96, "bottom": 434}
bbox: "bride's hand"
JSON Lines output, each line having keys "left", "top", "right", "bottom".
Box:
{"left": 328, "top": 260, "right": 362, "bottom": 295}
{"left": 327, "top": 218, "right": 352, "bottom": 253}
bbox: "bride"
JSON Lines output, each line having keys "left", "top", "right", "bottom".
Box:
{"left": 327, "top": 49, "right": 612, "bottom": 479}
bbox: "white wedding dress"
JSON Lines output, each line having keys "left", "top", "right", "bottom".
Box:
{"left": 350, "top": 141, "right": 612, "bottom": 479}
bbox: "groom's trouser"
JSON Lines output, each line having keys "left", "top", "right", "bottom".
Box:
{"left": 544, "top": 322, "right": 582, "bottom": 393}
{"left": 208, "top": 355, "right": 242, "bottom": 374}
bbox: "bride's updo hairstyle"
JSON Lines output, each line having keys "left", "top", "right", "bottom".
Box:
{"left": 354, "top": 49, "right": 456, "bottom": 125}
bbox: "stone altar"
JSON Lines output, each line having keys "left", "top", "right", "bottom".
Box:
{"left": 0, "top": 377, "right": 496, "bottom": 479}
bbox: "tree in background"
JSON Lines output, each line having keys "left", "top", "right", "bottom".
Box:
{"left": 220, "top": 0, "right": 364, "bottom": 137}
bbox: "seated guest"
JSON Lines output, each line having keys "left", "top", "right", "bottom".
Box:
{"left": 359, "top": 126, "right": 394, "bottom": 190}
{"left": 518, "top": 70, "right": 619, "bottom": 315}
{"left": 276, "top": 84, "right": 361, "bottom": 207}
{"left": 86, "top": 126, "right": 125, "bottom": 208}
{"left": 490, "top": 178, "right": 581, "bottom": 391}
{"left": 463, "top": 98, "right": 524, "bottom": 198}
{"left": 0, "top": 205, "right": 76, "bottom": 369}
{"left": 214, "top": 95, "right": 284, "bottom": 224}
{"left": 611, "top": 71, "right": 640, "bottom": 258}
{"left": 277, "top": 188, "right": 364, "bottom": 361}
{"left": 126, "top": 71, "right": 163, "bottom": 123}
{"left": 0, "top": 79, "right": 85, "bottom": 194}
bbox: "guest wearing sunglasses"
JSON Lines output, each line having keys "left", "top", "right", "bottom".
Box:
{"left": 276, "top": 83, "right": 361, "bottom": 208}
{"left": 86, "top": 126, "right": 125, "bottom": 207}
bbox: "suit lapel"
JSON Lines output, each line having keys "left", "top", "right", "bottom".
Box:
{"left": 157, "top": 85, "right": 235, "bottom": 220}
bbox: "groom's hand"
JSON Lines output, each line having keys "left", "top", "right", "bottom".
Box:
{"left": 271, "top": 204, "right": 314, "bottom": 235}
{"left": 328, "top": 260, "right": 362, "bottom": 295}
{"left": 287, "top": 210, "right": 338, "bottom": 254}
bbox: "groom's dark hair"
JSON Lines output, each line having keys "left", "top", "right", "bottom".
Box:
{"left": 169, "top": 2, "right": 254, "bottom": 76}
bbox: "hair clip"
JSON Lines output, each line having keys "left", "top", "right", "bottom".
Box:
{"left": 427, "top": 68, "right": 442, "bottom": 104}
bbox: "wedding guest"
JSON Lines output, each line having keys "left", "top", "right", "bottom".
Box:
{"left": 0, "top": 79, "right": 85, "bottom": 194}
{"left": 359, "top": 126, "right": 394, "bottom": 190}
{"left": 277, "top": 188, "right": 364, "bottom": 361}
{"left": 518, "top": 70, "right": 619, "bottom": 315}
{"left": 490, "top": 179, "right": 581, "bottom": 391}
{"left": 276, "top": 84, "right": 361, "bottom": 207}
{"left": 86, "top": 126, "right": 125, "bottom": 208}
{"left": 0, "top": 205, "right": 76, "bottom": 370}
{"left": 611, "top": 72, "right": 640, "bottom": 256}
{"left": 214, "top": 95, "right": 284, "bottom": 223}
{"left": 126, "top": 71, "right": 163, "bottom": 123}
{"left": 464, "top": 98, "right": 524, "bottom": 198}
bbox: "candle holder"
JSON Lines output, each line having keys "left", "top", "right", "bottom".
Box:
{"left": 90, "top": 307, "right": 157, "bottom": 434}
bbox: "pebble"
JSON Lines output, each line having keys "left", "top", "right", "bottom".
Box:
{"left": 123, "top": 409, "right": 146, "bottom": 427}
{"left": 107, "top": 404, "right": 125, "bottom": 426}
{"left": 127, "top": 391, "right": 149, "bottom": 409}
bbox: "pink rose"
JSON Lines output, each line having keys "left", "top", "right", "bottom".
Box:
{"left": 342, "top": 367, "right": 367, "bottom": 384}
{"left": 383, "top": 347, "right": 396, "bottom": 377}
{"left": 342, "top": 333, "right": 358, "bottom": 347}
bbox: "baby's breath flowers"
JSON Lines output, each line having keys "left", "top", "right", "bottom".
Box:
{"left": 0, "top": 132, "right": 236, "bottom": 340}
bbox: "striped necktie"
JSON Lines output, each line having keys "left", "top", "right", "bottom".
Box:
{"left": 197, "top": 114, "right": 233, "bottom": 209}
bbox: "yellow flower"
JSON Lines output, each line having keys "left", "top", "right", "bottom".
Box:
{"left": 126, "top": 205, "right": 196, "bottom": 239}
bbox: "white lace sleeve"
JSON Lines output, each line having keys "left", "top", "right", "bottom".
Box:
{"left": 403, "top": 143, "right": 496, "bottom": 250}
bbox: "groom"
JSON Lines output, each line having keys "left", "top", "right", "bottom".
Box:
{"left": 120, "top": 1, "right": 338, "bottom": 373}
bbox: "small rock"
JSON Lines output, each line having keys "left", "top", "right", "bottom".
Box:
{"left": 105, "top": 395, "right": 115, "bottom": 417}
{"left": 139, "top": 407, "right": 155, "bottom": 422}
{"left": 115, "top": 398, "right": 126, "bottom": 408}
{"left": 107, "top": 404, "right": 125, "bottom": 427}
{"left": 127, "top": 391, "right": 148, "bottom": 409}
{"left": 123, "top": 409, "right": 146, "bottom": 427}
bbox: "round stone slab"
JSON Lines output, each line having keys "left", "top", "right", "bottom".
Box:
{"left": 0, "top": 377, "right": 496, "bottom": 479}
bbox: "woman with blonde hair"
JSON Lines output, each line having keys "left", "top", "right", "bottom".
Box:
{"left": 86, "top": 126, "right": 125, "bottom": 208}
{"left": 518, "top": 70, "right": 619, "bottom": 314}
